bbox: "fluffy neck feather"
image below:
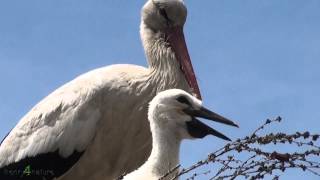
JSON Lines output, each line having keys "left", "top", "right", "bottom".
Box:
{"left": 140, "top": 22, "right": 189, "bottom": 92}
{"left": 138, "top": 117, "right": 181, "bottom": 179}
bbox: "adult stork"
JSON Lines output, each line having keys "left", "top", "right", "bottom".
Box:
{"left": 0, "top": 0, "right": 203, "bottom": 179}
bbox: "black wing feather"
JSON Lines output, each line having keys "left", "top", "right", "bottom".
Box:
{"left": 0, "top": 150, "right": 84, "bottom": 180}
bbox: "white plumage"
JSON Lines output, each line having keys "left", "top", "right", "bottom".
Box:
{"left": 0, "top": 0, "right": 202, "bottom": 179}
{"left": 124, "top": 89, "right": 238, "bottom": 180}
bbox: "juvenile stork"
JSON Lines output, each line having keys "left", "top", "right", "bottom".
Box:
{"left": 1, "top": 0, "right": 205, "bottom": 179}
{"left": 123, "top": 89, "right": 238, "bottom": 180}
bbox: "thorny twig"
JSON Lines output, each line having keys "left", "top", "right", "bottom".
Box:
{"left": 160, "top": 117, "right": 320, "bottom": 180}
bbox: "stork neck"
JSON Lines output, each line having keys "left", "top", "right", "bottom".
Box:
{"left": 140, "top": 22, "right": 180, "bottom": 71}
{"left": 140, "top": 22, "right": 189, "bottom": 92}
{"left": 142, "top": 123, "right": 181, "bottom": 178}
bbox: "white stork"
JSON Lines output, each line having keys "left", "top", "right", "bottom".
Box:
{"left": 123, "top": 89, "right": 238, "bottom": 180}
{"left": 0, "top": 0, "right": 204, "bottom": 179}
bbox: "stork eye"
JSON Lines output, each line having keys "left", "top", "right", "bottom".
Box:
{"left": 176, "top": 96, "right": 191, "bottom": 106}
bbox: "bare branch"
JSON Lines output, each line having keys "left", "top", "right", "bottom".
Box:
{"left": 160, "top": 116, "right": 320, "bottom": 180}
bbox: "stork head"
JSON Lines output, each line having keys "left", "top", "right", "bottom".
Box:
{"left": 141, "top": 0, "right": 201, "bottom": 99}
{"left": 142, "top": 0, "right": 187, "bottom": 30}
{"left": 148, "top": 89, "right": 239, "bottom": 141}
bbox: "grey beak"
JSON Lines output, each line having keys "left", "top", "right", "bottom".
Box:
{"left": 184, "top": 107, "right": 239, "bottom": 128}
{"left": 184, "top": 106, "right": 239, "bottom": 141}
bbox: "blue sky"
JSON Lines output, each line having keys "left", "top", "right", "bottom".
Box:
{"left": 0, "top": 0, "right": 319, "bottom": 179}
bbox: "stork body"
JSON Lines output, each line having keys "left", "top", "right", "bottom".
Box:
{"left": 124, "top": 89, "right": 238, "bottom": 180}
{"left": 0, "top": 0, "right": 202, "bottom": 180}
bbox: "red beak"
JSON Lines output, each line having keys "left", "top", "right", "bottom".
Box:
{"left": 166, "top": 26, "right": 202, "bottom": 99}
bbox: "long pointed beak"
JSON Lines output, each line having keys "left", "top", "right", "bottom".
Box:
{"left": 166, "top": 26, "right": 202, "bottom": 100}
{"left": 184, "top": 107, "right": 239, "bottom": 128}
{"left": 184, "top": 106, "right": 238, "bottom": 141}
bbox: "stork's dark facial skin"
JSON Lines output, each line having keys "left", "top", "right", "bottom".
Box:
{"left": 186, "top": 118, "right": 231, "bottom": 141}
